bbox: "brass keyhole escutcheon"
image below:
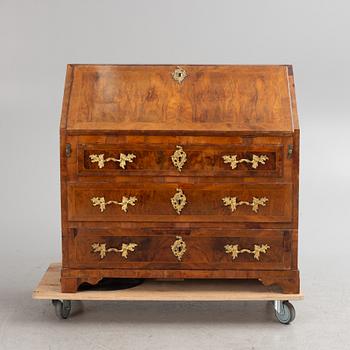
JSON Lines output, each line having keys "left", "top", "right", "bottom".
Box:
{"left": 172, "top": 66, "right": 187, "bottom": 84}
{"left": 170, "top": 188, "right": 187, "bottom": 215}
{"left": 171, "top": 236, "right": 187, "bottom": 261}
{"left": 171, "top": 145, "right": 187, "bottom": 172}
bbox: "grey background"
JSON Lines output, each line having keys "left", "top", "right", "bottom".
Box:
{"left": 0, "top": 0, "right": 349, "bottom": 349}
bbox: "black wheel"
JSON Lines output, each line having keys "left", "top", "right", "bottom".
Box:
{"left": 52, "top": 300, "right": 71, "bottom": 319}
{"left": 275, "top": 301, "right": 295, "bottom": 324}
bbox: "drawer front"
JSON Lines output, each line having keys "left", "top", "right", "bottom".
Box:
{"left": 69, "top": 229, "right": 292, "bottom": 270}
{"left": 77, "top": 142, "right": 284, "bottom": 177}
{"left": 67, "top": 183, "right": 292, "bottom": 223}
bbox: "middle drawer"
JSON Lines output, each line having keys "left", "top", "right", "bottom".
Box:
{"left": 67, "top": 182, "right": 292, "bottom": 223}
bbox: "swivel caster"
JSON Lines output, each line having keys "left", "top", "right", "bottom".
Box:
{"left": 52, "top": 300, "right": 71, "bottom": 319}
{"left": 274, "top": 300, "right": 295, "bottom": 324}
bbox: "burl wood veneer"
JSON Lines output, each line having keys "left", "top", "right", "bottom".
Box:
{"left": 60, "top": 65, "right": 300, "bottom": 293}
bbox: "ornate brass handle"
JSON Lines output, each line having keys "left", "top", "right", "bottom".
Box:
{"left": 171, "top": 236, "right": 187, "bottom": 261}
{"left": 171, "top": 145, "right": 187, "bottom": 172}
{"left": 92, "top": 242, "right": 138, "bottom": 259}
{"left": 91, "top": 196, "right": 137, "bottom": 213}
{"left": 222, "top": 154, "right": 269, "bottom": 170}
{"left": 171, "top": 188, "right": 187, "bottom": 214}
{"left": 89, "top": 153, "right": 136, "bottom": 169}
{"left": 222, "top": 196, "right": 268, "bottom": 213}
{"left": 224, "top": 244, "right": 270, "bottom": 260}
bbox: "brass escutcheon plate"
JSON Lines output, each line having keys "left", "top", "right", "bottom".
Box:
{"left": 171, "top": 236, "right": 187, "bottom": 261}
{"left": 171, "top": 145, "right": 187, "bottom": 172}
{"left": 170, "top": 188, "right": 187, "bottom": 214}
{"left": 171, "top": 66, "right": 187, "bottom": 84}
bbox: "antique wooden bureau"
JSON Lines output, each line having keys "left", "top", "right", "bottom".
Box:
{"left": 59, "top": 64, "right": 300, "bottom": 293}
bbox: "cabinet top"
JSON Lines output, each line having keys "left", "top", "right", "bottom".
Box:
{"left": 61, "top": 65, "right": 299, "bottom": 135}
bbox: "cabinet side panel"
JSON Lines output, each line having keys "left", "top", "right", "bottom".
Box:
{"left": 287, "top": 67, "right": 300, "bottom": 131}
{"left": 60, "top": 65, "right": 74, "bottom": 131}
{"left": 60, "top": 65, "right": 74, "bottom": 268}
{"left": 288, "top": 65, "right": 300, "bottom": 270}
{"left": 292, "top": 130, "right": 300, "bottom": 229}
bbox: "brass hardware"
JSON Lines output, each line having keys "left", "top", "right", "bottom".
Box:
{"left": 91, "top": 196, "right": 137, "bottom": 213}
{"left": 89, "top": 153, "right": 136, "bottom": 169}
{"left": 171, "top": 145, "right": 187, "bottom": 172}
{"left": 224, "top": 244, "right": 270, "bottom": 260}
{"left": 171, "top": 236, "right": 187, "bottom": 261}
{"left": 222, "top": 154, "right": 269, "bottom": 170}
{"left": 171, "top": 66, "right": 187, "bottom": 84}
{"left": 171, "top": 188, "right": 187, "bottom": 215}
{"left": 222, "top": 196, "right": 268, "bottom": 213}
{"left": 287, "top": 145, "right": 293, "bottom": 159}
{"left": 65, "top": 143, "right": 71, "bottom": 158}
{"left": 92, "top": 242, "right": 138, "bottom": 259}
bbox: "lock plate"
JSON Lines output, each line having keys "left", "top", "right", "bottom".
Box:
{"left": 172, "top": 66, "right": 187, "bottom": 84}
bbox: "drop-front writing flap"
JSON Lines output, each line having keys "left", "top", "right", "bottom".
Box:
{"left": 64, "top": 65, "right": 295, "bottom": 134}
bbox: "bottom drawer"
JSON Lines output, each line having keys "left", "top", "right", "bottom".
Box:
{"left": 68, "top": 229, "right": 292, "bottom": 271}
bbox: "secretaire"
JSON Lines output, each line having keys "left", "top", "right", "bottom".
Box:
{"left": 59, "top": 64, "right": 300, "bottom": 293}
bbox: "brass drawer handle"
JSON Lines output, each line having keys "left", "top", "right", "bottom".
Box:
{"left": 222, "top": 154, "right": 269, "bottom": 170}
{"left": 222, "top": 196, "right": 268, "bottom": 213}
{"left": 171, "top": 145, "right": 187, "bottom": 172}
{"left": 92, "top": 242, "right": 138, "bottom": 259}
{"left": 224, "top": 244, "right": 270, "bottom": 260}
{"left": 171, "top": 188, "right": 187, "bottom": 214}
{"left": 171, "top": 236, "right": 187, "bottom": 261}
{"left": 91, "top": 196, "right": 137, "bottom": 213}
{"left": 89, "top": 153, "right": 136, "bottom": 169}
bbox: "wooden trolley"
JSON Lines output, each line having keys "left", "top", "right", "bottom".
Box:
{"left": 33, "top": 264, "right": 303, "bottom": 324}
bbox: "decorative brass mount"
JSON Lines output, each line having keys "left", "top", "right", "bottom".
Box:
{"left": 222, "top": 154, "right": 269, "bottom": 170}
{"left": 171, "top": 236, "right": 187, "bottom": 261}
{"left": 171, "top": 66, "right": 187, "bottom": 84}
{"left": 224, "top": 244, "right": 270, "bottom": 260}
{"left": 222, "top": 196, "right": 268, "bottom": 213}
{"left": 92, "top": 242, "right": 138, "bottom": 259}
{"left": 89, "top": 153, "right": 136, "bottom": 169}
{"left": 171, "top": 188, "right": 187, "bottom": 214}
{"left": 91, "top": 196, "right": 137, "bottom": 213}
{"left": 171, "top": 145, "right": 187, "bottom": 172}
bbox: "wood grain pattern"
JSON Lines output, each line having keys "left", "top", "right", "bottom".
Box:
{"left": 68, "top": 228, "right": 292, "bottom": 271}
{"left": 79, "top": 143, "right": 283, "bottom": 177}
{"left": 60, "top": 266, "right": 300, "bottom": 294}
{"left": 66, "top": 65, "right": 293, "bottom": 134}
{"left": 59, "top": 64, "right": 300, "bottom": 294}
{"left": 69, "top": 135, "right": 293, "bottom": 181}
{"left": 67, "top": 183, "right": 292, "bottom": 223}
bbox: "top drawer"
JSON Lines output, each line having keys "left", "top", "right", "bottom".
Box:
{"left": 72, "top": 136, "right": 292, "bottom": 179}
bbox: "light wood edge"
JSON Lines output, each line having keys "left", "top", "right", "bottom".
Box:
{"left": 60, "top": 65, "right": 74, "bottom": 130}
{"left": 286, "top": 65, "right": 300, "bottom": 132}
{"left": 32, "top": 263, "right": 303, "bottom": 301}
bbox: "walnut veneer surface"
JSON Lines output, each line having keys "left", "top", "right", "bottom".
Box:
{"left": 60, "top": 64, "right": 300, "bottom": 293}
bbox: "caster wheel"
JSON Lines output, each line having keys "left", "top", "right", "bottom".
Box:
{"left": 274, "top": 301, "right": 295, "bottom": 324}
{"left": 52, "top": 300, "right": 71, "bottom": 319}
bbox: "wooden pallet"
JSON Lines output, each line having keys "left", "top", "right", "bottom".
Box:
{"left": 32, "top": 263, "right": 303, "bottom": 302}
